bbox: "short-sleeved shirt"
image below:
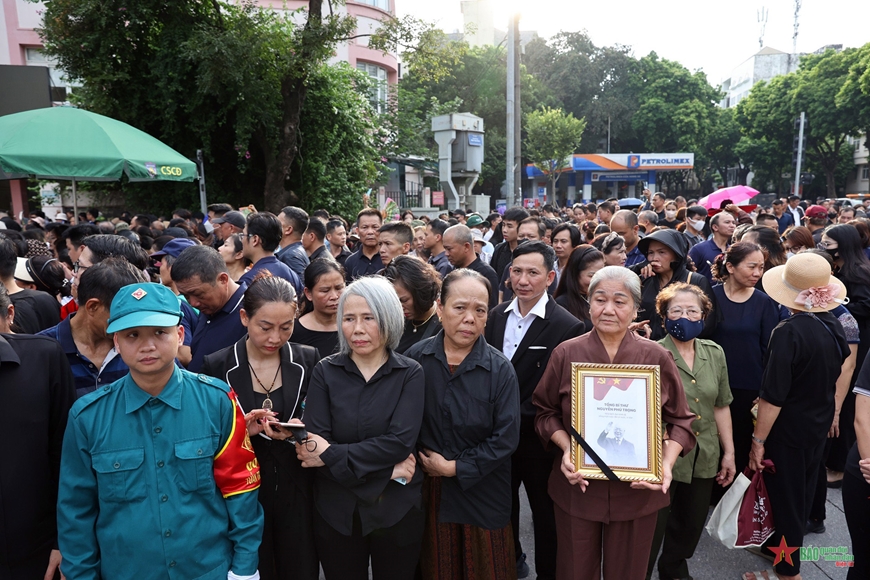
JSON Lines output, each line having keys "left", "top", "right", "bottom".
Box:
{"left": 760, "top": 312, "right": 848, "bottom": 447}
{"left": 659, "top": 335, "right": 733, "bottom": 483}
{"left": 832, "top": 304, "right": 860, "bottom": 344}
{"left": 343, "top": 249, "right": 383, "bottom": 282}
{"left": 38, "top": 315, "right": 129, "bottom": 399}
{"left": 427, "top": 252, "right": 453, "bottom": 279}
{"left": 188, "top": 283, "right": 248, "bottom": 373}
{"left": 57, "top": 368, "right": 263, "bottom": 579}
{"left": 710, "top": 286, "right": 782, "bottom": 391}
{"left": 774, "top": 212, "right": 795, "bottom": 234}
{"left": 179, "top": 299, "right": 199, "bottom": 347}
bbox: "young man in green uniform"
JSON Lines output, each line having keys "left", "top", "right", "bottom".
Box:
{"left": 58, "top": 282, "right": 264, "bottom": 579}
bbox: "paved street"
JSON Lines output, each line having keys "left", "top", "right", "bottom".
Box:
{"left": 516, "top": 485, "right": 852, "bottom": 579}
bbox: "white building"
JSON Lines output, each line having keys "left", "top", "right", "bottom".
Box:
{"left": 845, "top": 136, "right": 870, "bottom": 194}
{"left": 719, "top": 47, "right": 795, "bottom": 108}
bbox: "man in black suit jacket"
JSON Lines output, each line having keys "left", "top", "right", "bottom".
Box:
{"left": 484, "top": 241, "right": 585, "bottom": 580}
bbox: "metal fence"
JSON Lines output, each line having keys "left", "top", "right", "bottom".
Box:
{"left": 385, "top": 181, "right": 425, "bottom": 208}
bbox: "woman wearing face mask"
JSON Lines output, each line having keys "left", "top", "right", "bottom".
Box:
{"left": 592, "top": 232, "right": 627, "bottom": 267}
{"left": 633, "top": 229, "right": 717, "bottom": 341}
{"left": 709, "top": 242, "right": 782, "bottom": 479}
{"left": 818, "top": 224, "right": 870, "bottom": 490}
{"left": 683, "top": 206, "right": 710, "bottom": 248}
{"left": 660, "top": 201, "right": 681, "bottom": 230}
{"left": 646, "top": 283, "right": 735, "bottom": 580}
{"left": 782, "top": 225, "right": 815, "bottom": 257}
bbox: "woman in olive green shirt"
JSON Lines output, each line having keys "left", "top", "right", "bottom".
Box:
{"left": 647, "top": 283, "right": 736, "bottom": 580}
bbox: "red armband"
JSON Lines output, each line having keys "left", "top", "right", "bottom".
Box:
{"left": 214, "top": 389, "right": 260, "bottom": 497}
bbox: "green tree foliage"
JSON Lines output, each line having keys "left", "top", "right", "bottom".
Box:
{"left": 395, "top": 44, "right": 558, "bottom": 196}
{"left": 37, "top": 0, "right": 442, "bottom": 213}
{"left": 288, "top": 63, "right": 387, "bottom": 218}
{"left": 794, "top": 48, "right": 863, "bottom": 197}
{"left": 524, "top": 107, "right": 586, "bottom": 204}
{"left": 524, "top": 32, "right": 640, "bottom": 153}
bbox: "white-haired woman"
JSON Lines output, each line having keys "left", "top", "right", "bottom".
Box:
{"left": 533, "top": 266, "right": 697, "bottom": 579}
{"left": 297, "top": 276, "right": 426, "bottom": 579}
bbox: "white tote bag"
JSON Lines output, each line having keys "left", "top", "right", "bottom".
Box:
{"left": 705, "top": 471, "right": 752, "bottom": 549}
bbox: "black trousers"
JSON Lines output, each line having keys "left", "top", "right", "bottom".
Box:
{"left": 763, "top": 439, "right": 825, "bottom": 577}
{"left": 843, "top": 445, "right": 870, "bottom": 580}
{"left": 646, "top": 477, "right": 715, "bottom": 580}
{"left": 809, "top": 437, "right": 835, "bottom": 522}
{"left": 511, "top": 430, "right": 558, "bottom": 580}
{"left": 0, "top": 548, "right": 57, "bottom": 580}
{"left": 315, "top": 505, "right": 425, "bottom": 580}
{"left": 256, "top": 441, "right": 319, "bottom": 580}
{"left": 827, "top": 390, "right": 857, "bottom": 472}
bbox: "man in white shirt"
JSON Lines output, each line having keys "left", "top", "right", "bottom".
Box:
{"left": 483, "top": 241, "right": 585, "bottom": 579}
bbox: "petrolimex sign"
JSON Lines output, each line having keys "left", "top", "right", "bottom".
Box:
{"left": 626, "top": 153, "right": 694, "bottom": 169}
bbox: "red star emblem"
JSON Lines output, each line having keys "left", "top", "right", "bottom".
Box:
{"left": 768, "top": 536, "right": 799, "bottom": 566}
{"left": 131, "top": 288, "right": 148, "bottom": 300}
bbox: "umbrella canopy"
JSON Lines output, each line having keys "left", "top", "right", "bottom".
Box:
{"left": 618, "top": 197, "right": 643, "bottom": 208}
{"left": 0, "top": 107, "right": 197, "bottom": 183}
{"left": 697, "top": 185, "right": 759, "bottom": 210}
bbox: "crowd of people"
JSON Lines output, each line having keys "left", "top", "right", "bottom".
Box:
{"left": 2, "top": 190, "right": 870, "bottom": 580}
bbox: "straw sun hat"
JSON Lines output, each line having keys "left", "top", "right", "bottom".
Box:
{"left": 762, "top": 252, "right": 849, "bottom": 313}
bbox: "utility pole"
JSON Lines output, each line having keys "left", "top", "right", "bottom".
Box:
{"left": 505, "top": 16, "right": 517, "bottom": 209}
{"left": 794, "top": 112, "right": 806, "bottom": 197}
{"left": 607, "top": 116, "right": 611, "bottom": 154}
{"left": 513, "top": 14, "right": 522, "bottom": 206}
{"left": 790, "top": 0, "right": 802, "bottom": 72}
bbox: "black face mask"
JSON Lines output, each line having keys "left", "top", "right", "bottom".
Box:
{"left": 818, "top": 242, "right": 840, "bottom": 261}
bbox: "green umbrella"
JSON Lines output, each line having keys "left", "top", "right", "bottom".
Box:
{"left": 0, "top": 106, "right": 197, "bottom": 218}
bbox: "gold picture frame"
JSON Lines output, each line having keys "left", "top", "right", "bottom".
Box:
{"left": 570, "top": 363, "right": 663, "bottom": 483}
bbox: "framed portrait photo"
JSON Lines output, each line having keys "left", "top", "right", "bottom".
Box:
{"left": 570, "top": 363, "right": 663, "bottom": 483}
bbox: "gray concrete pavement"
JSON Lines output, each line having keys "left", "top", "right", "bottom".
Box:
{"left": 516, "top": 484, "right": 853, "bottom": 580}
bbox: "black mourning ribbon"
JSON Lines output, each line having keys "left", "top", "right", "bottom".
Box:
{"left": 569, "top": 425, "right": 620, "bottom": 482}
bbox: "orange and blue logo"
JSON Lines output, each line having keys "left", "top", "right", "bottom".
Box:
{"left": 627, "top": 155, "right": 641, "bottom": 169}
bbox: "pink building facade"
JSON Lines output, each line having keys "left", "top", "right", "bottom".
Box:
{"left": 1, "top": 0, "right": 399, "bottom": 213}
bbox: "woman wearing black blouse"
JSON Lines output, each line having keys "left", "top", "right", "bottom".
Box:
{"left": 405, "top": 269, "right": 520, "bottom": 580}
{"left": 201, "top": 274, "right": 320, "bottom": 580}
{"left": 296, "top": 276, "right": 425, "bottom": 580}
{"left": 290, "top": 259, "right": 345, "bottom": 359}
{"left": 382, "top": 255, "right": 442, "bottom": 353}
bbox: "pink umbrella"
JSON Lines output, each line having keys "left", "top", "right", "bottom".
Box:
{"left": 697, "top": 185, "right": 759, "bottom": 210}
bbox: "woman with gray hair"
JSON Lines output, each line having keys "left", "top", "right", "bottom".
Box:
{"left": 296, "top": 276, "right": 427, "bottom": 580}
{"left": 533, "top": 266, "right": 697, "bottom": 579}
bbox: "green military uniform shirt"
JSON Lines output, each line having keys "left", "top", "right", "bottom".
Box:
{"left": 58, "top": 367, "right": 263, "bottom": 580}
{"left": 659, "top": 335, "right": 733, "bottom": 484}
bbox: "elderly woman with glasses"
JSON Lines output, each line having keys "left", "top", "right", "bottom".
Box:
{"left": 534, "top": 266, "right": 696, "bottom": 579}
{"left": 296, "top": 276, "right": 426, "bottom": 580}
{"left": 646, "top": 283, "right": 735, "bottom": 580}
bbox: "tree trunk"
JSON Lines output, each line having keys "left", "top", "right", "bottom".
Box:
{"left": 261, "top": 0, "right": 323, "bottom": 212}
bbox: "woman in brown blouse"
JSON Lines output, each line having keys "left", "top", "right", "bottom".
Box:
{"left": 533, "top": 266, "right": 696, "bottom": 580}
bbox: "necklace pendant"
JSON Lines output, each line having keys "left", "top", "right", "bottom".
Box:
{"left": 412, "top": 327, "right": 417, "bottom": 333}
{"left": 262, "top": 397, "right": 273, "bottom": 411}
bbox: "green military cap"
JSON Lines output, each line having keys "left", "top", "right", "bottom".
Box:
{"left": 107, "top": 282, "right": 182, "bottom": 334}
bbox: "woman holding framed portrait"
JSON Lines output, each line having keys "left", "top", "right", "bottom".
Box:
{"left": 646, "top": 283, "right": 736, "bottom": 580}
{"left": 533, "top": 266, "right": 697, "bottom": 580}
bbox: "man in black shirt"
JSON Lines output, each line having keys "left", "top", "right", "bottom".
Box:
{"left": 442, "top": 225, "right": 499, "bottom": 309}
{"left": 490, "top": 207, "right": 530, "bottom": 283}
{"left": 344, "top": 208, "right": 383, "bottom": 281}
{"left": 424, "top": 218, "right": 452, "bottom": 279}
{"left": 0, "top": 332, "right": 75, "bottom": 579}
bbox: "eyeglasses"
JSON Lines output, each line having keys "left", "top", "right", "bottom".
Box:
{"left": 73, "top": 260, "right": 89, "bottom": 274}
{"left": 667, "top": 306, "right": 702, "bottom": 318}
{"left": 817, "top": 241, "right": 837, "bottom": 250}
